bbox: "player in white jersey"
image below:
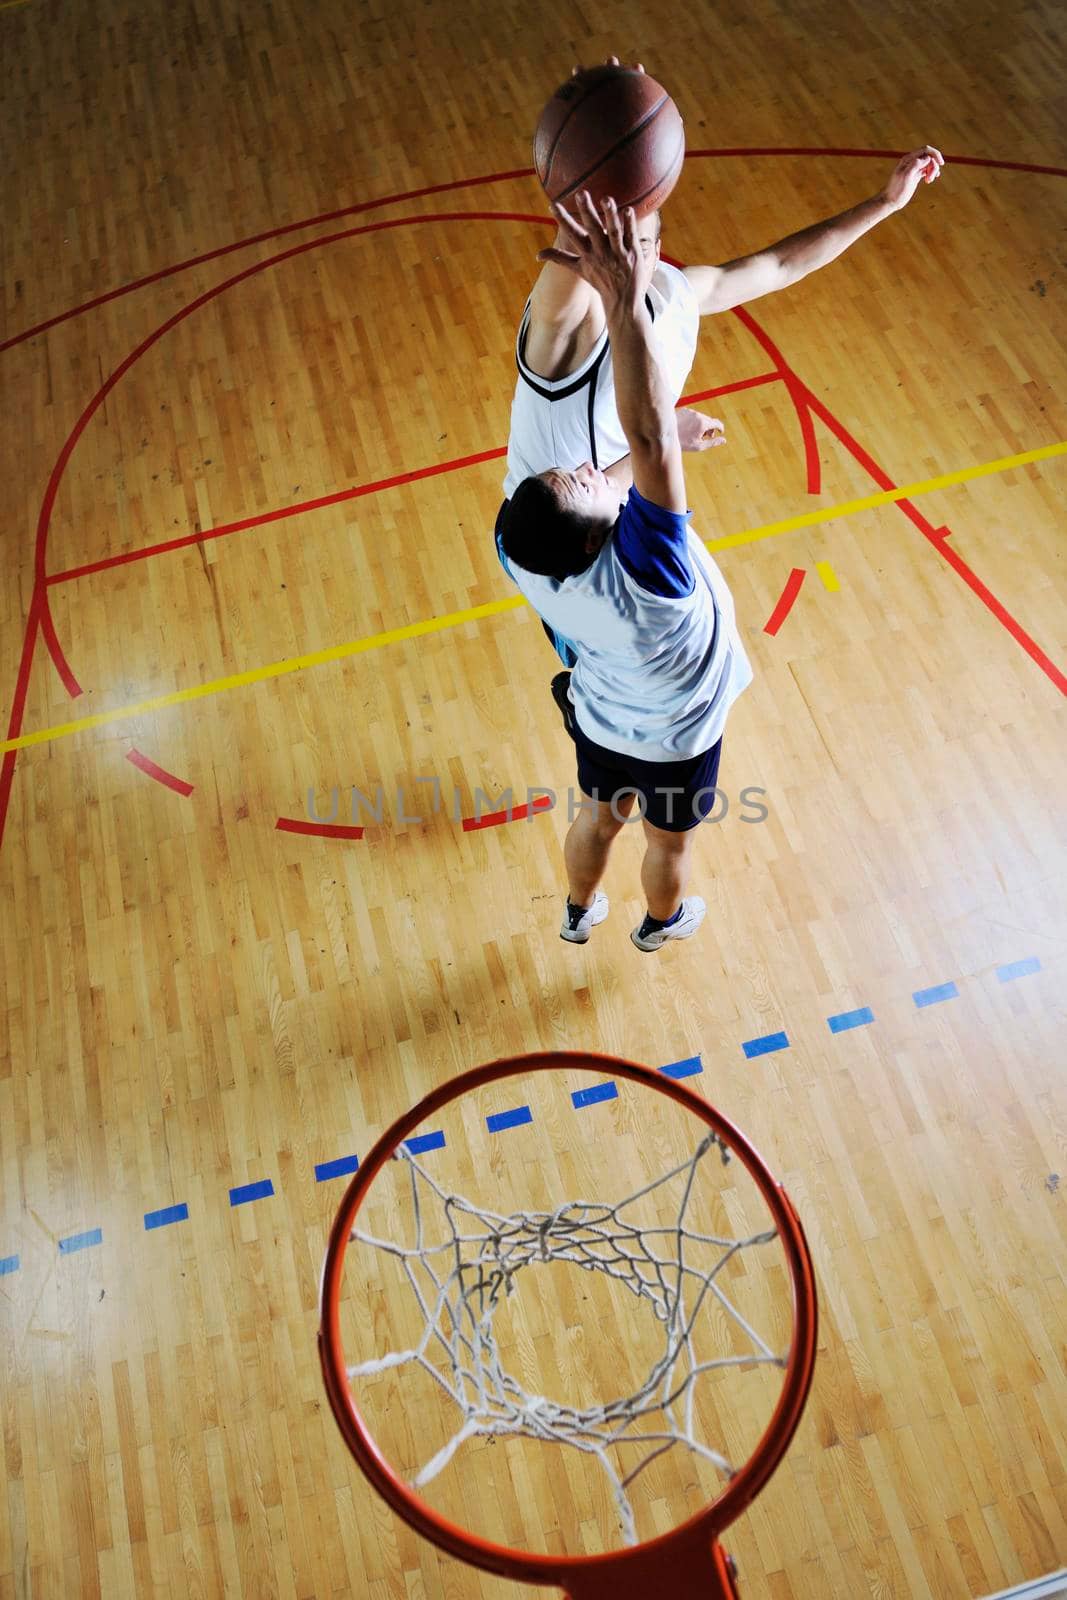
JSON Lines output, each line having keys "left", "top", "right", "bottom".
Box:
{"left": 498, "top": 63, "right": 943, "bottom": 670}
{"left": 498, "top": 191, "right": 753, "bottom": 951}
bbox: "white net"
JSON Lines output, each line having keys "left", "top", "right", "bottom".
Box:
{"left": 347, "top": 1130, "right": 788, "bottom": 1545}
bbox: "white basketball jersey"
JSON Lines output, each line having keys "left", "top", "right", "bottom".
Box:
{"left": 502, "top": 262, "right": 699, "bottom": 498}
{"left": 504, "top": 517, "right": 752, "bottom": 763}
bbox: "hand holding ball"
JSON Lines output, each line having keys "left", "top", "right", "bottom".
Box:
{"left": 534, "top": 64, "right": 685, "bottom": 218}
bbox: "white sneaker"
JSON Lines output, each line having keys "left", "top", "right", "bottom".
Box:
{"left": 560, "top": 891, "right": 609, "bottom": 944}
{"left": 630, "top": 896, "right": 706, "bottom": 952}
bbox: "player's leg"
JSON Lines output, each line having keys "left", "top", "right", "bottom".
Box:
{"left": 560, "top": 731, "right": 639, "bottom": 942}
{"left": 639, "top": 821, "right": 697, "bottom": 920}
{"left": 629, "top": 740, "right": 723, "bottom": 951}
{"left": 564, "top": 791, "right": 636, "bottom": 906}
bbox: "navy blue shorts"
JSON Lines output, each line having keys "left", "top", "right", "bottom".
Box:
{"left": 572, "top": 720, "right": 724, "bottom": 833}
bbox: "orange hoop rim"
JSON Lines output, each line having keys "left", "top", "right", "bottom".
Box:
{"left": 318, "top": 1050, "right": 818, "bottom": 1590}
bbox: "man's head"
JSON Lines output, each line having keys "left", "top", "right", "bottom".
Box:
{"left": 499, "top": 462, "right": 621, "bottom": 581}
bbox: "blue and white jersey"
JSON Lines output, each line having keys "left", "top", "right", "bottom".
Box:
{"left": 500, "top": 487, "right": 752, "bottom": 761}
{"left": 502, "top": 262, "right": 699, "bottom": 498}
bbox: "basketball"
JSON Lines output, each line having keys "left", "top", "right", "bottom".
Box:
{"left": 533, "top": 65, "right": 686, "bottom": 217}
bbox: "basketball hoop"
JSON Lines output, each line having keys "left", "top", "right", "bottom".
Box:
{"left": 319, "top": 1052, "right": 817, "bottom": 1599}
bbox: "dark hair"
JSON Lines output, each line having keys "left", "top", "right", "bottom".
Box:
{"left": 498, "top": 475, "right": 595, "bottom": 581}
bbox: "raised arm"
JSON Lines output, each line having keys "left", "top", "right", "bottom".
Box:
{"left": 524, "top": 224, "right": 606, "bottom": 379}
{"left": 685, "top": 146, "right": 944, "bottom": 314}
{"left": 540, "top": 192, "right": 686, "bottom": 513}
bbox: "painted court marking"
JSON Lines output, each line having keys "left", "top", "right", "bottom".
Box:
{"left": 764, "top": 568, "right": 807, "bottom": 635}
{"left": 913, "top": 981, "right": 960, "bottom": 1008}
{"left": 816, "top": 561, "right": 840, "bottom": 592}
{"left": 742, "top": 1031, "right": 791, "bottom": 1059}
{"left": 58, "top": 1229, "right": 102, "bottom": 1255}
{"left": 229, "top": 1179, "right": 274, "bottom": 1207}
{"left": 997, "top": 957, "right": 1041, "bottom": 982}
{"left": 276, "top": 817, "right": 366, "bottom": 841}
{"left": 126, "top": 748, "right": 194, "bottom": 796}
{"left": 3, "top": 436, "right": 1064, "bottom": 760}
{"left": 827, "top": 1006, "right": 875, "bottom": 1033}
{"left": 486, "top": 1106, "right": 534, "bottom": 1134}
{"left": 0, "top": 961, "right": 1046, "bottom": 1273}
{"left": 571, "top": 1082, "right": 619, "bottom": 1109}
{"left": 144, "top": 1204, "right": 188, "bottom": 1231}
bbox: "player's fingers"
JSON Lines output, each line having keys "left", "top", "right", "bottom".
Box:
{"left": 602, "top": 195, "right": 625, "bottom": 251}
{"left": 574, "top": 189, "right": 608, "bottom": 240}
{"left": 620, "top": 203, "right": 638, "bottom": 256}
{"left": 552, "top": 200, "right": 590, "bottom": 243}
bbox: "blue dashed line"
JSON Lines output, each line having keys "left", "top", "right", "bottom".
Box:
{"left": 487, "top": 1106, "right": 533, "bottom": 1133}
{"left": 58, "top": 1229, "right": 102, "bottom": 1255}
{"left": 913, "top": 982, "right": 959, "bottom": 1009}
{"left": 571, "top": 1082, "right": 618, "bottom": 1109}
{"left": 13, "top": 954, "right": 1044, "bottom": 1268}
{"left": 828, "top": 1006, "right": 874, "bottom": 1033}
{"left": 405, "top": 1131, "right": 446, "bottom": 1155}
{"left": 996, "top": 957, "right": 1041, "bottom": 982}
{"left": 229, "top": 1179, "right": 274, "bottom": 1207}
{"left": 659, "top": 1055, "right": 703, "bottom": 1079}
{"left": 315, "top": 1154, "right": 359, "bottom": 1182}
{"left": 742, "top": 1031, "right": 790, "bottom": 1059}
{"left": 144, "top": 1204, "right": 188, "bottom": 1231}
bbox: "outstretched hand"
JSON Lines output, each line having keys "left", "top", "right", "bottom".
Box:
{"left": 537, "top": 192, "right": 655, "bottom": 312}
{"left": 881, "top": 145, "right": 944, "bottom": 211}
{"left": 676, "top": 408, "right": 726, "bottom": 451}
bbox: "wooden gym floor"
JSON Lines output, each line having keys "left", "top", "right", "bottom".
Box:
{"left": 1, "top": 0, "right": 1066, "bottom": 1596}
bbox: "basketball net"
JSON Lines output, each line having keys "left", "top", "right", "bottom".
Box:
{"left": 346, "top": 1132, "right": 785, "bottom": 1546}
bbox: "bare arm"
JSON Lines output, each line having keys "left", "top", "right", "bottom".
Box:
{"left": 540, "top": 193, "right": 686, "bottom": 513}
{"left": 685, "top": 146, "right": 944, "bottom": 314}
{"left": 524, "top": 237, "right": 606, "bottom": 379}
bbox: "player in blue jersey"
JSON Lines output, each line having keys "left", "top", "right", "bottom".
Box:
{"left": 498, "top": 191, "right": 753, "bottom": 951}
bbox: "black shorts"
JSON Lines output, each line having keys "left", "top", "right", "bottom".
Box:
{"left": 572, "top": 720, "right": 724, "bottom": 833}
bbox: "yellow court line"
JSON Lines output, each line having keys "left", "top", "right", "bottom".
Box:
{"left": 816, "top": 561, "right": 840, "bottom": 592}
{"left": 705, "top": 438, "right": 1067, "bottom": 551}
{"left": 2, "top": 437, "right": 1065, "bottom": 757}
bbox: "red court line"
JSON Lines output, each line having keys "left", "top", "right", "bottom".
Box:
{"left": 0, "top": 589, "right": 43, "bottom": 854}
{"left": 6, "top": 207, "right": 783, "bottom": 861}
{"left": 276, "top": 817, "right": 365, "bottom": 840}
{"left": 126, "top": 749, "right": 194, "bottom": 796}
{"left": 48, "top": 376, "right": 784, "bottom": 587}
{"left": 48, "top": 446, "right": 510, "bottom": 584}
{"left": 462, "top": 795, "right": 555, "bottom": 832}
{"left": 730, "top": 305, "right": 822, "bottom": 495}
{"left": 4, "top": 191, "right": 1065, "bottom": 860}
{"left": 30, "top": 210, "right": 550, "bottom": 689}
{"left": 797, "top": 384, "right": 1067, "bottom": 695}
{"left": 924, "top": 529, "right": 1067, "bottom": 696}
{"left": 4, "top": 148, "right": 1064, "bottom": 357}
{"left": 37, "top": 595, "right": 82, "bottom": 696}
{"left": 763, "top": 569, "right": 807, "bottom": 635}
{"left": 0, "top": 168, "right": 539, "bottom": 355}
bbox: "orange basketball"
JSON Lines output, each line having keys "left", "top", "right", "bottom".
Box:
{"left": 533, "top": 65, "right": 685, "bottom": 217}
